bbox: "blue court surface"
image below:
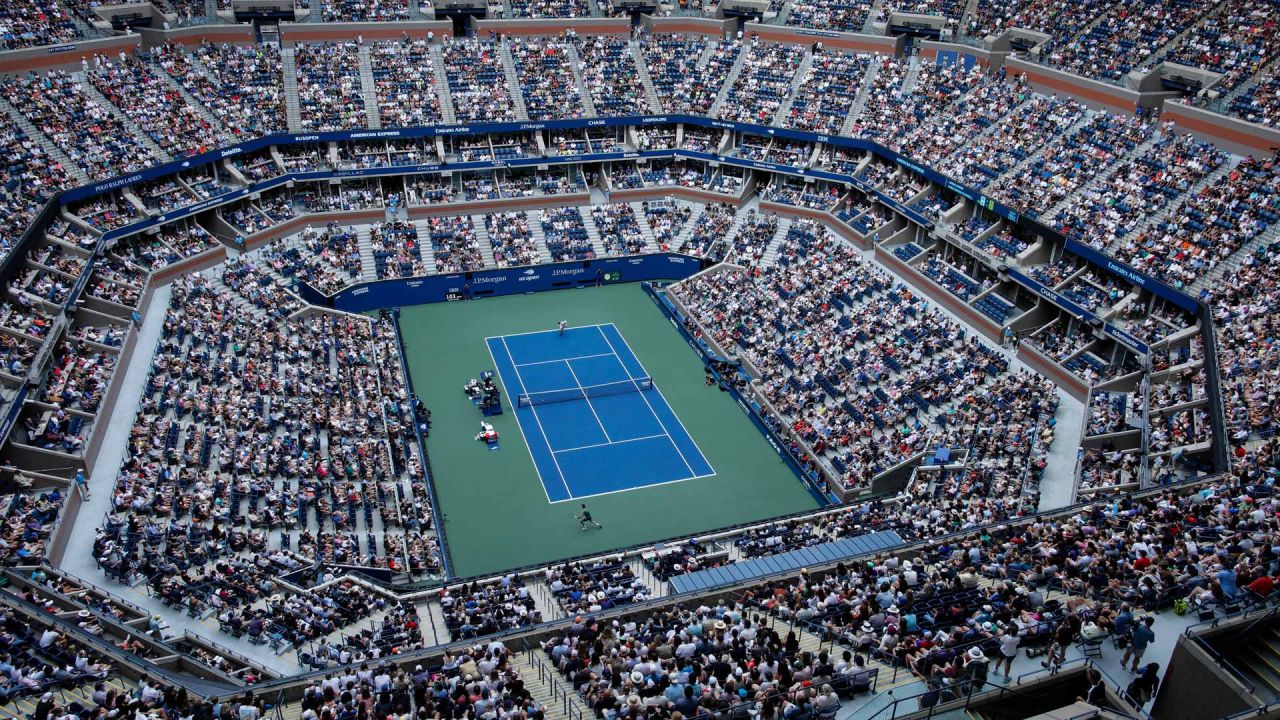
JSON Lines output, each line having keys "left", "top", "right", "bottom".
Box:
{"left": 486, "top": 323, "right": 715, "bottom": 503}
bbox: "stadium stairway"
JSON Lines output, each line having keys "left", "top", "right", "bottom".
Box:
{"left": 841, "top": 61, "right": 882, "bottom": 137}
{"left": 499, "top": 38, "right": 532, "bottom": 122}
{"left": 671, "top": 204, "right": 704, "bottom": 254}
{"left": 788, "top": 624, "right": 915, "bottom": 694}
{"left": 582, "top": 211, "right": 609, "bottom": 258}
{"left": 511, "top": 650, "right": 592, "bottom": 720}
{"left": 153, "top": 61, "right": 232, "bottom": 140}
{"left": 694, "top": 38, "right": 724, "bottom": 73}
{"left": 528, "top": 212, "right": 555, "bottom": 264}
{"left": 356, "top": 225, "right": 378, "bottom": 282}
{"left": 280, "top": 48, "right": 304, "bottom": 132}
{"left": 430, "top": 44, "right": 458, "bottom": 125}
{"left": 356, "top": 44, "right": 383, "bottom": 129}
{"left": 898, "top": 56, "right": 923, "bottom": 95}
{"left": 772, "top": 48, "right": 814, "bottom": 126}
{"left": 471, "top": 214, "right": 499, "bottom": 269}
{"left": 1190, "top": 214, "right": 1280, "bottom": 295}
{"left": 413, "top": 219, "right": 441, "bottom": 274}
{"left": 708, "top": 42, "right": 749, "bottom": 119}
{"left": 1220, "top": 625, "right": 1280, "bottom": 703}
{"left": 989, "top": 109, "right": 1097, "bottom": 190}
{"left": 630, "top": 202, "right": 659, "bottom": 251}
{"left": 0, "top": 96, "right": 90, "bottom": 185}
{"left": 1107, "top": 155, "right": 1241, "bottom": 254}
{"left": 1046, "top": 130, "right": 1163, "bottom": 219}
{"left": 630, "top": 39, "right": 664, "bottom": 114}
{"left": 77, "top": 78, "right": 172, "bottom": 163}
{"left": 760, "top": 217, "right": 792, "bottom": 268}
{"left": 203, "top": 0, "right": 217, "bottom": 18}
{"left": 565, "top": 43, "right": 599, "bottom": 118}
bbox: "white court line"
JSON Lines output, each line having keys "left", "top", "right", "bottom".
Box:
{"left": 562, "top": 359, "right": 612, "bottom": 443}
{"left": 600, "top": 323, "right": 716, "bottom": 478}
{"left": 498, "top": 336, "right": 573, "bottom": 501}
{"left": 552, "top": 433, "right": 668, "bottom": 454}
{"left": 595, "top": 325, "right": 697, "bottom": 478}
{"left": 482, "top": 323, "right": 610, "bottom": 342}
{"left": 547, "top": 470, "right": 718, "bottom": 504}
{"left": 515, "top": 352, "right": 616, "bottom": 367}
{"left": 484, "top": 340, "right": 558, "bottom": 505}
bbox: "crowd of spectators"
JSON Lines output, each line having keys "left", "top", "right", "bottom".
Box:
{"left": 2, "top": 69, "right": 164, "bottom": 181}
{"left": 154, "top": 41, "right": 287, "bottom": 139}
{"left": 371, "top": 37, "right": 442, "bottom": 128}
{"left": 509, "top": 36, "right": 585, "bottom": 121}
{"left": 486, "top": 211, "right": 540, "bottom": 267}
{"left": 441, "top": 37, "right": 517, "bottom": 123}
{"left": 719, "top": 39, "right": 805, "bottom": 125}
{"left": 641, "top": 34, "right": 728, "bottom": 115}
{"left": 295, "top": 42, "right": 367, "bottom": 132}
{"left": 578, "top": 35, "right": 648, "bottom": 116}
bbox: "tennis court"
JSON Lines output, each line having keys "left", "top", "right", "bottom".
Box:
{"left": 487, "top": 323, "right": 715, "bottom": 502}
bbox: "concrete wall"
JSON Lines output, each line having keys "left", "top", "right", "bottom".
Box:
{"left": 645, "top": 17, "right": 733, "bottom": 37}
{"left": 0, "top": 35, "right": 142, "bottom": 74}
{"left": 1161, "top": 100, "right": 1280, "bottom": 156}
{"left": 758, "top": 200, "right": 870, "bottom": 250}
{"left": 1153, "top": 633, "right": 1260, "bottom": 720}
{"left": 614, "top": 186, "right": 747, "bottom": 206}
{"left": 475, "top": 17, "right": 629, "bottom": 36}
{"left": 744, "top": 22, "right": 903, "bottom": 55}
{"left": 918, "top": 40, "right": 1009, "bottom": 70}
{"left": 1017, "top": 340, "right": 1090, "bottom": 403}
{"left": 281, "top": 21, "right": 453, "bottom": 44}
{"left": 875, "top": 245, "right": 1003, "bottom": 343}
{"left": 137, "top": 23, "right": 257, "bottom": 49}
{"left": 1005, "top": 57, "right": 1178, "bottom": 114}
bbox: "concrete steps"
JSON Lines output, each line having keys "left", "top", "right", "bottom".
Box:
{"left": 773, "top": 49, "right": 814, "bottom": 126}
{"left": 1047, "top": 130, "right": 1162, "bottom": 218}
{"left": 0, "top": 95, "right": 90, "bottom": 185}
{"left": 583, "top": 211, "right": 609, "bottom": 258}
{"left": 152, "top": 57, "right": 232, "bottom": 139}
{"left": 1108, "top": 156, "right": 1239, "bottom": 254}
{"left": 841, "top": 61, "right": 881, "bottom": 137}
{"left": 356, "top": 44, "right": 382, "bottom": 129}
{"left": 630, "top": 201, "right": 658, "bottom": 251}
{"left": 79, "top": 79, "right": 171, "bottom": 162}
{"left": 499, "top": 38, "right": 531, "bottom": 121}
{"left": 430, "top": 44, "right": 457, "bottom": 124}
{"left": 280, "top": 47, "right": 304, "bottom": 132}
{"left": 529, "top": 213, "right": 555, "bottom": 264}
{"left": 709, "top": 42, "right": 748, "bottom": 118}
{"left": 565, "top": 43, "right": 598, "bottom": 117}
{"left": 630, "top": 39, "right": 663, "bottom": 115}
{"left": 356, "top": 225, "right": 378, "bottom": 282}
{"left": 761, "top": 216, "right": 792, "bottom": 267}
{"left": 899, "top": 55, "right": 922, "bottom": 94}
{"left": 471, "top": 214, "right": 499, "bottom": 269}
{"left": 1191, "top": 218, "right": 1280, "bottom": 294}
{"left": 413, "top": 219, "right": 441, "bottom": 275}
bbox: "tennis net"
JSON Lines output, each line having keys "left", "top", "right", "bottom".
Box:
{"left": 517, "top": 377, "right": 653, "bottom": 407}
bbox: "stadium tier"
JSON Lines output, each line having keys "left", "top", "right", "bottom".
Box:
{"left": 0, "top": 5, "right": 1275, "bottom": 720}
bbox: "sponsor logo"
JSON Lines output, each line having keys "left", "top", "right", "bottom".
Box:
{"left": 47, "top": 44, "right": 78, "bottom": 54}
{"left": 473, "top": 276, "right": 507, "bottom": 284}
{"left": 406, "top": 281, "right": 423, "bottom": 288}
{"left": 220, "top": 147, "right": 243, "bottom": 158}
{"left": 518, "top": 123, "right": 547, "bottom": 131}
{"left": 348, "top": 130, "right": 402, "bottom": 139}
{"left": 587, "top": 119, "right": 606, "bottom": 126}
{"left": 351, "top": 287, "right": 369, "bottom": 296}
{"left": 522, "top": 269, "right": 536, "bottom": 275}
{"left": 294, "top": 135, "right": 321, "bottom": 142}
{"left": 667, "top": 257, "right": 687, "bottom": 264}
{"left": 552, "top": 267, "right": 587, "bottom": 276}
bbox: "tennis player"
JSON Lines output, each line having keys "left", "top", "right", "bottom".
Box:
{"left": 577, "top": 503, "right": 602, "bottom": 530}
{"left": 559, "top": 320, "right": 567, "bottom": 335}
